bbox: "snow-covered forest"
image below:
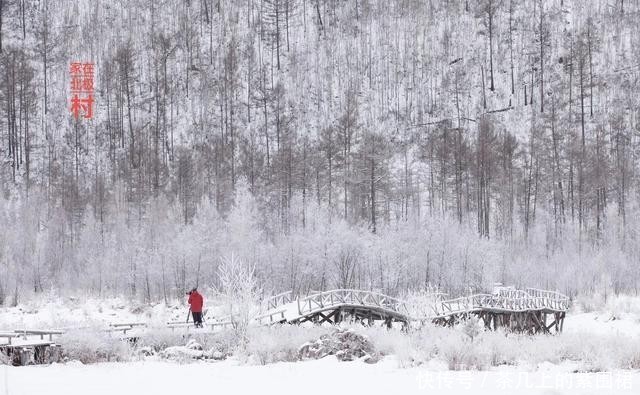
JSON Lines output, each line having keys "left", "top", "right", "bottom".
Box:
{"left": 1, "top": 0, "right": 639, "bottom": 304}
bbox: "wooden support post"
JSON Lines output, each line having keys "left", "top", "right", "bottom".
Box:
{"left": 19, "top": 347, "right": 32, "bottom": 366}
{"left": 384, "top": 316, "right": 392, "bottom": 329}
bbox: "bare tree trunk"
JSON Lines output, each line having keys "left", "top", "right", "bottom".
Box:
{"left": 579, "top": 59, "right": 586, "bottom": 230}
{"left": 539, "top": 1, "right": 544, "bottom": 113}
{"left": 509, "top": 0, "right": 514, "bottom": 96}
{"left": 0, "top": 0, "right": 4, "bottom": 53}
{"left": 43, "top": 0, "right": 49, "bottom": 113}
{"left": 370, "top": 137, "right": 376, "bottom": 233}
{"left": 488, "top": 5, "right": 495, "bottom": 92}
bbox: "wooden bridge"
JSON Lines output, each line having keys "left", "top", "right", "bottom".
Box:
{"left": 256, "top": 287, "right": 570, "bottom": 334}
{"left": 1, "top": 287, "right": 569, "bottom": 366}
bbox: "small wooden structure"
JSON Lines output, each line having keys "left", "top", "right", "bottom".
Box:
{"left": 0, "top": 330, "right": 64, "bottom": 366}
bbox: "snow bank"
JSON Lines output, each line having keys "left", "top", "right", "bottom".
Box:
{"left": 3, "top": 359, "right": 640, "bottom": 395}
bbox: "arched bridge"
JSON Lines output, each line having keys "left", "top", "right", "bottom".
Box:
{"left": 256, "top": 287, "right": 570, "bottom": 333}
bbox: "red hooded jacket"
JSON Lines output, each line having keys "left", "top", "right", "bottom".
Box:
{"left": 188, "top": 291, "right": 204, "bottom": 313}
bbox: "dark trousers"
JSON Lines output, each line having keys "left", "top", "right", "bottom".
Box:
{"left": 192, "top": 311, "right": 203, "bottom": 327}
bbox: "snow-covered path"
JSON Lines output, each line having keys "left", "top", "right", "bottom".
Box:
{"left": 2, "top": 357, "right": 639, "bottom": 395}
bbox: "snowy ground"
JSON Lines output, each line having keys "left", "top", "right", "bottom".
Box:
{"left": 2, "top": 357, "right": 638, "bottom": 395}
{"left": 0, "top": 297, "right": 190, "bottom": 329}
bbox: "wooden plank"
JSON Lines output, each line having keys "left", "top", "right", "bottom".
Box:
{"left": 110, "top": 323, "right": 146, "bottom": 328}
{"left": 0, "top": 332, "right": 20, "bottom": 345}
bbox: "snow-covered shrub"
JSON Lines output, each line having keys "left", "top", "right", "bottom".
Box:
{"left": 59, "top": 328, "right": 132, "bottom": 364}
{"left": 137, "top": 327, "right": 187, "bottom": 352}
{"left": 139, "top": 328, "right": 239, "bottom": 360}
{"left": 354, "top": 326, "right": 410, "bottom": 357}
{"left": 616, "top": 337, "right": 640, "bottom": 369}
{"left": 604, "top": 295, "right": 640, "bottom": 317}
{"left": 575, "top": 293, "right": 606, "bottom": 313}
{"left": 438, "top": 335, "right": 488, "bottom": 370}
{"left": 353, "top": 323, "right": 640, "bottom": 371}
{"left": 478, "top": 330, "right": 519, "bottom": 367}
{"left": 461, "top": 316, "right": 481, "bottom": 341}
{"left": 553, "top": 333, "right": 640, "bottom": 372}
{"left": 214, "top": 255, "right": 261, "bottom": 344}
{"left": 199, "top": 329, "right": 239, "bottom": 358}
{"left": 353, "top": 324, "right": 435, "bottom": 367}
{"left": 0, "top": 351, "right": 9, "bottom": 365}
{"left": 160, "top": 339, "right": 206, "bottom": 362}
{"left": 243, "top": 325, "right": 332, "bottom": 365}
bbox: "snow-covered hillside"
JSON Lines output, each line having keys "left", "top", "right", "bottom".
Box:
{"left": 2, "top": 0, "right": 640, "bottom": 303}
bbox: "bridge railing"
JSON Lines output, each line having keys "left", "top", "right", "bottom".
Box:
{"left": 434, "top": 291, "right": 569, "bottom": 317}
{"left": 263, "top": 291, "right": 294, "bottom": 311}
{"left": 526, "top": 288, "right": 569, "bottom": 301}
{"left": 496, "top": 289, "right": 530, "bottom": 299}
{"left": 254, "top": 309, "right": 287, "bottom": 325}
{"left": 297, "top": 289, "right": 410, "bottom": 317}
{"left": 262, "top": 287, "right": 569, "bottom": 323}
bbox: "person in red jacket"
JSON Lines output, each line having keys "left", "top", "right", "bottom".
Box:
{"left": 187, "top": 288, "right": 204, "bottom": 327}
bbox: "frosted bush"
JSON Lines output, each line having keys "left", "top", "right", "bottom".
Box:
{"left": 0, "top": 351, "right": 9, "bottom": 365}
{"left": 347, "top": 323, "right": 640, "bottom": 371}
{"left": 461, "top": 316, "right": 481, "bottom": 341}
{"left": 354, "top": 326, "right": 410, "bottom": 358}
{"left": 439, "top": 335, "right": 489, "bottom": 370}
{"left": 214, "top": 255, "right": 261, "bottom": 344}
{"left": 479, "top": 331, "right": 519, "bottom": 366}
{"left": 617, "top": 338, "right": 640, "bottom": 369}
{"left": 575, "top": 293, "right": 606, "bottom": 313}
{"left": 138, "top": 327, "right": 188, "bottom": 352}
{"left": 59, "top": 328, "right": 132, "bottom": 363}
{"left": 243, "top": 325, "right": 332, "bottom": 365}
{"left": 201, "top": 329, "right": 240, "bottom": 356}
{"left": 605, "top": 295, "right": 640, "bottom": 317}
{"left": 139, "top": 327, "right": 239, "bottom": 359}
{"left": 574, "top": 293, "right": 640, "bottom": 317}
